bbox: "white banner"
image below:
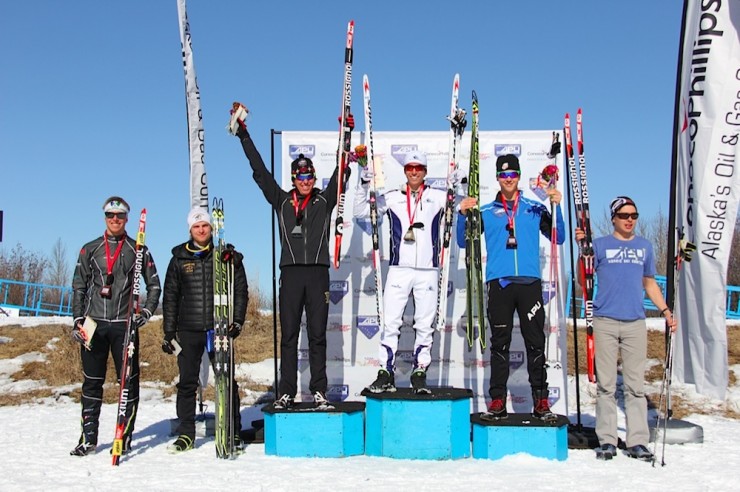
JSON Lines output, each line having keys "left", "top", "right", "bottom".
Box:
{"left": 177, "top": 0, "right": 208, "bottom": 210}
{"left": 281, "top": 130, "right": 569, "bottom": 414}
{"left": 673, "top": 0, "right": 740, "bottom": 399}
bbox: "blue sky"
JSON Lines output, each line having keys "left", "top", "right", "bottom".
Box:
{"left": 1, "top": 1, "right": 682, "bottom": 292}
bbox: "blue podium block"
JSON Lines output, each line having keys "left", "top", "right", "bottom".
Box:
{"left": 471, "top": 413, "right": 569, "bottom": 461}
{"left": 262, "top": 402, "right": 365, "bottom": 457}
{"left": 362, "top": 387, "right": 473, "bottom": 460}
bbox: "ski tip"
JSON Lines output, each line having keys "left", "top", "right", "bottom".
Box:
{"left": 577, "top": 108, "right": 583, "bottom": 115}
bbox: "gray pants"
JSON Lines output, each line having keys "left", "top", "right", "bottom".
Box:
{"left": 594, "top": 316, "right": 648, "bottom": 448}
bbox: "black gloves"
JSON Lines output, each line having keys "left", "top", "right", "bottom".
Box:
{"left": 161, "top": 332, "right": 177, "bottom": 355}
{"left": 133, "top": 308, "right": 152, "bottom": 329}
{"left": 228, "top": 322, "right": 242, "bottom": 339}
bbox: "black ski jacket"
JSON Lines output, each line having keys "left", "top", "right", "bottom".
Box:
{"left": 72, "top": 233, "right": 161, "bottom": 322}
{"left": 162, "top": 241, "right": 248, "bottom": 336}
{"left": 238, "top": 129, "right": 348, "bottom": 268}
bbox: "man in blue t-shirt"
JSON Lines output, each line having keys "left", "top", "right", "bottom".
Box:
{"left": 576, "top": 196, "right": 676, "bottom": 462}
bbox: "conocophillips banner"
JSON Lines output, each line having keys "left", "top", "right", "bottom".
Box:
{"left": 673, "top": 0, "right": 740, "bottom": 399}
{"left": 177, "top": 0, "right": 208, "bottom": 210}
{"left": 281, "top": 130, "right": 568, "bottom": 414}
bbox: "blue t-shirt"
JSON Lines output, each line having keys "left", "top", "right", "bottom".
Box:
{"left": 592, "top": 235, "right": 656, "bottom": 321}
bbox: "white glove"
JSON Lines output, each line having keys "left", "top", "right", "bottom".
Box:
{"left": 359, "top": 166, "right": 374, "bottom": 184}
{"left": 227, "top": 103, "right": 249, "bottom": 135}
{"left": 449, "top": 167, "right": 466, "bottom": 188}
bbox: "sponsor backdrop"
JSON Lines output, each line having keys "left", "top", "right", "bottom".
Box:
{"left": 281, "top": 130, "right": 567, "bottom": 414}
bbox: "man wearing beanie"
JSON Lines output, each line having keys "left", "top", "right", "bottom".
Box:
{"left": 228, "top": 103, "right": 352, "bottom": 410}
{"left": 458, "top": 154, "right": 565, "bottom": 422}
{"left": 70, "top": 196, "right": 161, "bottom": 456}
{"left": 576, "top": 196, "right": 675, "bottom": 461}
{"left": 354, "top": 150, "right": 447, "bottom": 395}
{"left": 161, "top": 207, "right": 248, "bottom": 453}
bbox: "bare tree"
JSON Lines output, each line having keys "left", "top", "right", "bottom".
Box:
{"left": 728, "top": 216, "right": 740, "bottom": 287}
{"left": 45, "top": 238, "right": 70, "bottom": 287}
{"left": 0, "top": 243, "right": 49, "bottom": 307}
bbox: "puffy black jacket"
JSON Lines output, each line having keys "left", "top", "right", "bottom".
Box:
{"left": 238, "top": 129, "right": 349, "bottom": 268}
{"left": 72, "top": 233, "right": 161, "bottom": 322}
{"left": 162, "top": 241, "right": 248, "bottom": 335}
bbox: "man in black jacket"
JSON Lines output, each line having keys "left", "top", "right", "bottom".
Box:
{"left": 229, "top": 103, "right": 350, "bottom": 410}
{"left": 70, "top": 196, "right": 161, "bottom": 456}
{"left": 162, "top": 207, "right": 248, "bottom": 453}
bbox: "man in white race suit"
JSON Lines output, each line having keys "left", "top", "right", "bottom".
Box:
{"left": 354, "top": 151, "right": 447, "bottom": 394}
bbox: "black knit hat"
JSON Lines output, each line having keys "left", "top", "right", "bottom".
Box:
{"left": 496, "top": 154, "right": 520, "bottom": 173}
{"left": 291, "top": 153, "right": 316, "bottom": 180}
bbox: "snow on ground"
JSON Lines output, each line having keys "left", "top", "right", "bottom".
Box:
{"left": 1, "top": 316, "right": 739, "bottom": 491}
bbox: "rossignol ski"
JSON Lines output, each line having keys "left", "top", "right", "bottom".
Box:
{"left": 465, "top": 90, "right": 485, "bottom": 349}
{"left": 565, "top": 109, "right": 595, "bottom": 383}
{"left": 212, "top": 198, "right": 238, "bottom": 458}
{"left": 333, "top": 20, "right": 355, "bottom": 269}
{"left": 111, "top": 209, "right": 146, "bottom": 466}
{"left": 436, "top": 74, "right": 466, "bottom": 331}
{"left": 362, "top": 74, "right": 385, "bottom": 333}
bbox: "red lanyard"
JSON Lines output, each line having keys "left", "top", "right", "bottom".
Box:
{"left": 501, "top": 191, "right": 520, "bottom": 231}
{"left": 291, "top": 190, "right": 312, "bottom": 218}
{"left": 104, "top": 232, "right": 124, "bottom": 276}
{"left": 406, "top": 183, "right": 424, "bottom": 224}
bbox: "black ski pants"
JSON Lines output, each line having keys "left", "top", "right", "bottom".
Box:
{"left": 79, "top": 320, "right": 138, "bottom": 445}
{"left": 486, "top": 280, "right": 548, "bottom": 401}
{"left": 175, "top": 330, "right": 241, "bottom": 438}
{"left": 278, "top": 265, "right": 329, "bottom": 398}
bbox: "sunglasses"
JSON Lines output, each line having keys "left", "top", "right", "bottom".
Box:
{"left": 615, "top": 212, "right": 639, "bottom": 220}
{"left": 295, "top": 174, "right": 315, "bottom": 182}
{"left": 105, "top": 212, "right": 128, "bottom": 219}
{"left": 404, "top": 164, "right": 426, "bottom": 173}
{"left": 497, "top": 171, "right": 520, "bottom": 179}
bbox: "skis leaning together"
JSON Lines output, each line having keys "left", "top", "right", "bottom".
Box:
{"left": 436, "top": 73, "right": 466, "bottom": 331}
{"left": 333, "top": 19, "right": 355, "bottom": 269}
{"left": 111, "top": 209, "right": 146, "bottom": 466}
{"left": 565, "top": 109, "right": 595, "bottom": 383}
{"left": 362, "top": 74, "right": 385, "bottom": 333}
{"left": 464, "top": 90, "right": 485, "bottom": 349}
{"left": 212, "top": 198, "right": 238, "bottom": 459}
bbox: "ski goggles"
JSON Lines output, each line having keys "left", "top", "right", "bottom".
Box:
{"left": 614, "top": 212, "right": 639, "bottom": 220}
{"left": 497, "top": 171, "right": 520, "bottom": 179}
{"left": 105, "top": 212, "right": 128, "bottom": 219}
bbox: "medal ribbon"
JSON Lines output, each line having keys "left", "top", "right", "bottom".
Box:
{"left": 104, "top": 231, "right": 125, "bottom": 277}
{"left": 406, "top": 183, "right": 424, "bottom": 226}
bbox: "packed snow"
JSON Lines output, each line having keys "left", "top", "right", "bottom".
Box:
{"left": 1, "top": 316, "right": 738, "bottom": 491}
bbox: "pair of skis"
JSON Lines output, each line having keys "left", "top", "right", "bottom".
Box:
{"left": 333, "top": 20, "right": 355, "bottom": 269}
{"left": 212, "top": 198, "right": 239, "bottom": 459}
{"left": 565, "top": 109, "right": 596, "bottom": 383}
{"left": 111, "top": 209, "right": 147, "bottom": 466}
{"left": 436, "top": 74, "right": 467, "bottom": 332}
{"left": 464, "top": 91, "right": 485, "bottom": 349}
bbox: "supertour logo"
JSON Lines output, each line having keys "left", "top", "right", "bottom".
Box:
{"left": 548, "top": 386, "right": 561, "bottom": 406}
{"left": 391, "top": 144, "right": 418, "bottom": 164}
{"left": 355, "top": 218, "right": 372, "bottom": 235}
{"left": 509, "top": 351, "right": 524, "bottom": 369}
{"left": 329, "top": 281, "right": 349, "bottom": 305}
{"left": 426, "top": 177, "right": 447, "bottom": 191}
{"left": 356, "top": 315, "right": 380, "bottom": 339}
{"left": 288, "top": 145, "right": 316, "bottom": 159}
{"left": 327, "top": 384, "right": 349, "bottom": 402}
{"left": 494, "top": 144, "right": 522, "bottom": 156}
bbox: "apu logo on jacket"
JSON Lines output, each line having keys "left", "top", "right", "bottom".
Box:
{"left": 183, "top": 262, "right": 195, "bottom": 274}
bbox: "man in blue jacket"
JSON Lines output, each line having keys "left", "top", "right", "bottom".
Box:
{"left": 458, "top": 154, "right": 564, "bottom": 422}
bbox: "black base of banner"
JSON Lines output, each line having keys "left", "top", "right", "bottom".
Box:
{"left": 567, "top": 424, "right": 599, "bottom": 449}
